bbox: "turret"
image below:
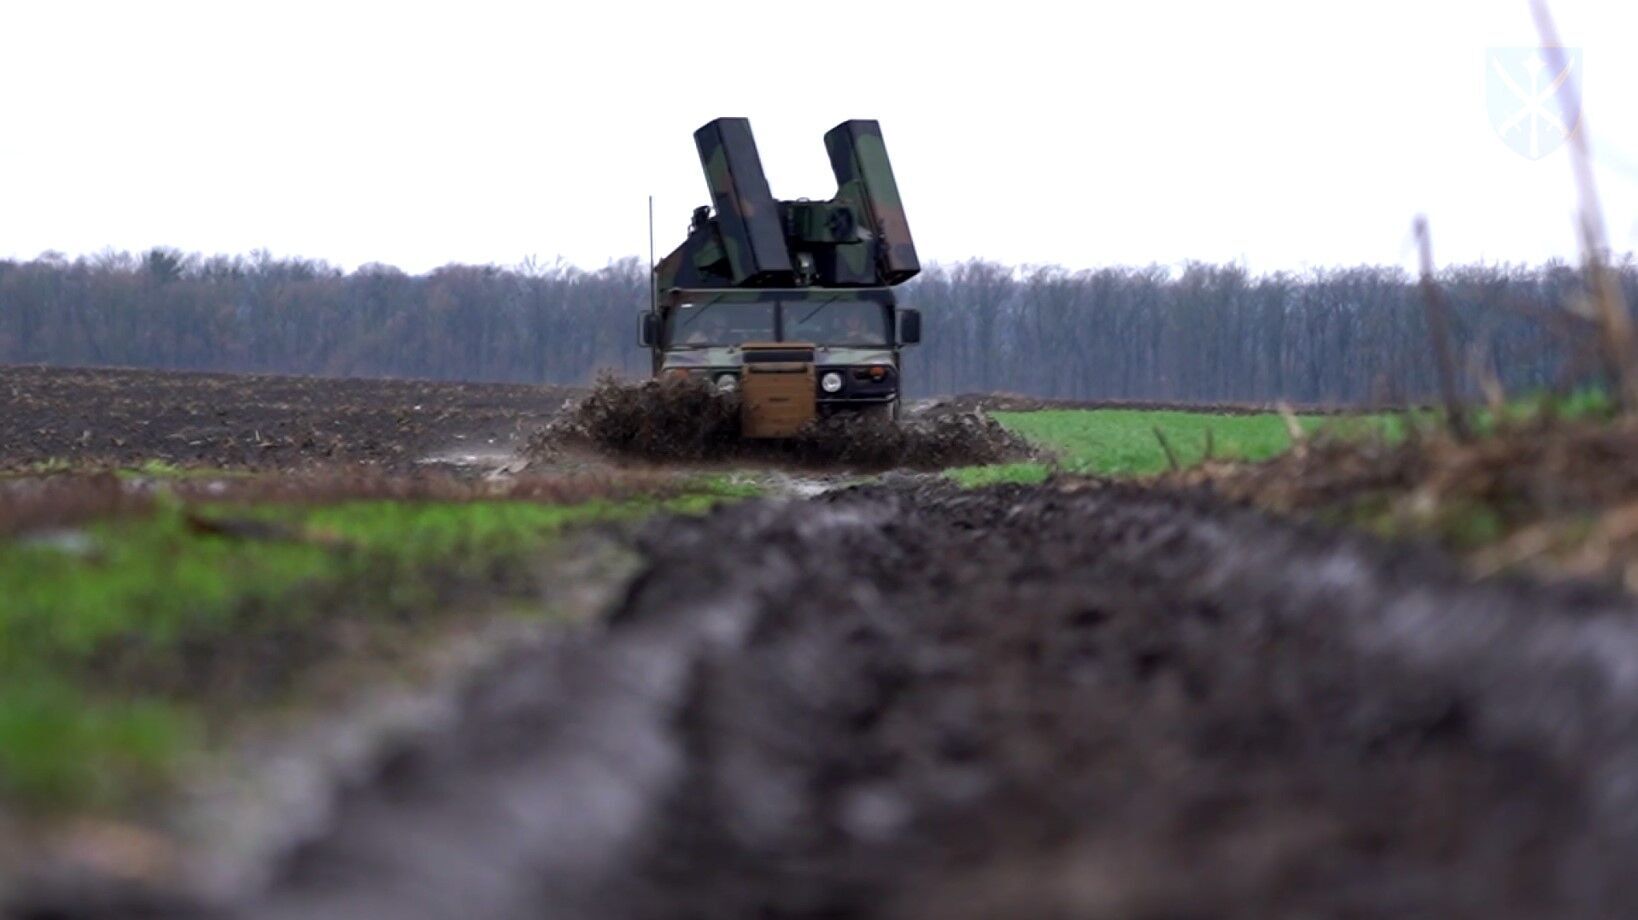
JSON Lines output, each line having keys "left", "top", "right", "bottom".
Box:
{"left": 655, "top": 117, "right": 920, "bottom": 292}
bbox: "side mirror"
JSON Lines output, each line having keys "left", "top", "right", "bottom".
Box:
{"left": 898, "top": 308, "right": 922, "bottom": 346}
{"left": 638, "top": 312, "right": 659, "bottom": 348}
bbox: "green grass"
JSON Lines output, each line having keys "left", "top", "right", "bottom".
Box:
{"left": 1336, "top": 496, "right": 1511, "bottom": 552}
{"left": 5, "top": 458, "right": 253, "bottom": 480}
{"left": 987, "top": 409, "right": 1333, "bottom": 477}
{"left": 0, "top": 483, "right": 748, "bottom": 812}
{"left": 946, "top": 462, "right": 1054, "bottom": 488}
{"left": 0, "top": 685, "right": 192, "bottom": 810}
{"left": 1472, "top": 387, "right": 1616, "bottom": 430}
{"left": 945, "top": 407, "right": 1410, "bottom": 484}
{"left": 115, "top": 460, "right": 252, "bottom": 480}
{"left": 678, "top": 472, "right": 766, "bottom": 502}
{"left": 0, "top": 458, "right": 76, "bottom": 478}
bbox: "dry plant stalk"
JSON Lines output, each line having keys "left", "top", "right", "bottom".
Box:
{"left": 1470, "top": 499, "right": 1638, "bottom": 587}
{"left": 1152, "top": 426, "right": 1181, "bottom": 472}
{"left": 1276, "top": 402, "right": 1308, "bottom": 457}
{"left": 1413, "top": 215, "right": 1472, "bottom": 440}
{"left": 1467, "top": 341, "right": 1509, "bottom": 417}
{"left": 1532, "top": 0, "right": 1638, "bottom": 410}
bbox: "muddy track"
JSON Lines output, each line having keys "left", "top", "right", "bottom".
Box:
{"left": 30, "top": 481, "right": 1638, "bottom": 918}
{"left": 611, "top": 481, "right": 1638, "bottom": 918}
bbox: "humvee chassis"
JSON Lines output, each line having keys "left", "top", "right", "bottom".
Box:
{"left": 639, "top": 117, "right": 922, "bottom": 438}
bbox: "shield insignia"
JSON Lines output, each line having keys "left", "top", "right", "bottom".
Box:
{"left": 1487, "top": 47, "right": 1582, "bottom": 160}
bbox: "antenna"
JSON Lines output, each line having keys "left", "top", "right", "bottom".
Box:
{"left": 648, "top": 194, "right": 657, "bottom": 311}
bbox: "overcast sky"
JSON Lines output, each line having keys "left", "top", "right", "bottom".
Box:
{"left": 2, "top": 1, "right": 1636, "bottom": 276}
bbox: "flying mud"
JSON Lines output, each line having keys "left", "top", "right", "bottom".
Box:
{"left": 530, "top": 376, "right": 1031, "bottom": 470}
{"left": 222, "top": 479, "right": 1638, "bottom": 920}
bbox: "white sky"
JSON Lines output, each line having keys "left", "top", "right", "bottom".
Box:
{"left": 2, "top": 0, "right": 1636, "bottom": 276}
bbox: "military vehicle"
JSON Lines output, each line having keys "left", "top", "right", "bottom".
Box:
{"left": 638, "top": 117, "right": 922, "bottom": 437}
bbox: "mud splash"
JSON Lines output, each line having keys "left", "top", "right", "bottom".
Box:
{"left": 528, "top": 376, "right": 1031, "bottom": 470}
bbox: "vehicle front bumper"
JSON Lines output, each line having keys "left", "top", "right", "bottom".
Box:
{"left": 664, "top": 363, "right": 900, "bottom": 404}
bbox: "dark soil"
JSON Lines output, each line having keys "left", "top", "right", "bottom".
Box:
{"left": 0, "top": 364, "right": 579, "bottom": 472}
{"left": 533, "top": 376, "right": 1032, "bottom": 470}
{"left": 10, "top": 365, "right": 1638, "bottom": 918}
{"left": 222, "top": 480, "right": 1638, "bottom": 920}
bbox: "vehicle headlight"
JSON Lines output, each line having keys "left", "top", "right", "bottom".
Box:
{"left": 715, "top": 373, "right": 738, "bottom": 392}
{"left": 820, "top": 372, "right": 844, "bottom": 394}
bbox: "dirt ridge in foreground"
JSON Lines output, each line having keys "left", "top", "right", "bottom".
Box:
{"left": 180, "top": 480, "right": 1638, "bottom": 920}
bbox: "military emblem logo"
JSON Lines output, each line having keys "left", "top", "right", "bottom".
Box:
{"left": 1487, "top": 47, "right": 1582, "bottom": 160}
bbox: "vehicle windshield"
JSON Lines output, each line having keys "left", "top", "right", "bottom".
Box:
{"left": 664, "top": 297, "right": 891, "bottom": 348}
{"left": 783, "top": 299, "right": 890, "bottom": 346}
{"left": 665, "top": 302, "right": 776, "bottom": 347}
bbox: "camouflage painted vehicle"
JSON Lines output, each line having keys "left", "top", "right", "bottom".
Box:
{"left": 639, "top": 117, "right": 922, "bottom": 437}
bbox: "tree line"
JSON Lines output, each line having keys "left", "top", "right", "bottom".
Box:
{"left": 1, "top": 248, "right": 1633, "bottom": 404}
